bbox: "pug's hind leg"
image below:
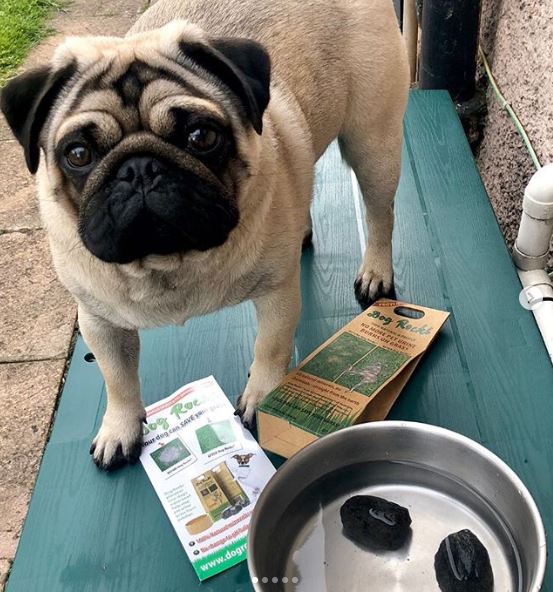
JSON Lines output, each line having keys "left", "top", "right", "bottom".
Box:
{"left": 237, "top": 269, "right": 301, "bottom": 426}
{"left": 338, "top": 44, "right": 408, "bottom": 308}
{"left": 339, "top": 119, "right": 403, "bottom": 308}
{"left": 78, "top": 306, "right": 145, "bottom": 470}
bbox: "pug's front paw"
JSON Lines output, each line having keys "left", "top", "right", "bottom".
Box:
{"left": 236, "top": 364, "right": 286, "bottom": 429}
{"left": 236, "top": 390, "right": 260, "bottom": 431}
{"left": 354, "top": 247, "right": 395, "bottom": 309}
{"left": 90, "top": 405, "right": 146, "bottom": 470}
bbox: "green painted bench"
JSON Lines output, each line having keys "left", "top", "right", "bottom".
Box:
{"left": 6, "top": 91, "right": 553, "bottom": 592}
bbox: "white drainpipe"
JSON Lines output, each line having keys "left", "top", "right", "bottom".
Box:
{"left": 513, "top": 164, "right": 553, "bottom": 364}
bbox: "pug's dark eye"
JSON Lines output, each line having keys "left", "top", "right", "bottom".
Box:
{"left": 187, "top": 127, "right": 221, "bottom": 154}
{"left": 65, "top": 143, "right": 92, "bottom": 168}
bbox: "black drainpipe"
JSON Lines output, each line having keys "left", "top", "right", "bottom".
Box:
{"left": 419, "top": 0, "right": 482, "bottom": 103}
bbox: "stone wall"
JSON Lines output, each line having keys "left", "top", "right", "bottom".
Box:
{"left": 477, "top": 0, "right": 553, "bottom": 266}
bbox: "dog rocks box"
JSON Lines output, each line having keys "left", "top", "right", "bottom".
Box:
{"left": 257, "top": 300, "right": 449, "bottom": 458}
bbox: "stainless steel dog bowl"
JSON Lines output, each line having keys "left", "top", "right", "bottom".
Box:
{"left": 248, "top": 421, "right": 546, "bottom": 591}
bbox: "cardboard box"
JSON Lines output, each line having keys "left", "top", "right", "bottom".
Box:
{"left": 257, "top": 299, "right": 449, "bottom": 458}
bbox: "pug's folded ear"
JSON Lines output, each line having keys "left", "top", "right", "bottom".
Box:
{"left": 1, "top": 62, "right": 76, "bottom": 174}
{"left": 180, "top": 38, "right": 271, "bottom": 134}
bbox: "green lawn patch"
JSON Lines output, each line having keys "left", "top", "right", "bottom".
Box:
{"left": 0, "top": 0, "right": 63, "bottom": 85}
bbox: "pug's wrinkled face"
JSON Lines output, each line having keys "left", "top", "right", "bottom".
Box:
{"left": 1, "top": 22, "right": 271, "bottom": 264}
{"left": 55, "top": 59, "right": 244, "bottom": 265}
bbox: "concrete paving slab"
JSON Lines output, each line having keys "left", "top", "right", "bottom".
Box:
{"left": 0, "top": 119, "right": 13, "bottom": 142}
{"left": 25, "top": 0, "right": 143, "bottom": 65}
{"left": 54, "top": 14, "right": 141, "bottom": 37}
{"left": 0, "top": 537, "right": 17, "bottom": 567}
{"left": 0, "top": 231, "right": 76, "bottom": 362}
{"left": 0, "top": 359, "right": 66, "bottom": 588}
{"left": 0, "top": 560, "right": 10, "bottom": 589}
{"left": 28, "top": 15, "right": 139, "bottom": 66}
{"left": 0, "top": 143, "right": 40, "bottom": 231}
{"left": 64, "top": 0, "right": 146, "bottom": 19}
{"left": 0, "top": 359, "right": 66, "bottom": 490}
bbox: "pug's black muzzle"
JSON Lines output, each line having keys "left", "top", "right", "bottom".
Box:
{"left": 79, "top": 155, "right": 239, "bottom": 264}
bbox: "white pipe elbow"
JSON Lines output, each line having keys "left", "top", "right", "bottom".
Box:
{"left": 513, "top": 163, "right": 553, "bottom": 271}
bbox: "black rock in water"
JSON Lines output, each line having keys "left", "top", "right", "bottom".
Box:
{"left": 340, "top": 495, "right": 412, "bottom": 550}
{"left": 434, "top": 529, "right": 494, "bottom": 592}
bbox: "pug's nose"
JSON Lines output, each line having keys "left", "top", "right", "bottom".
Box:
{"left": 116, "top": 156, "right": 164, "bottom": 184}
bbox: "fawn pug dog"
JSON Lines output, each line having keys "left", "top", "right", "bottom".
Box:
{"left": 1, "top": 0, "right": 408, "bottom": 469}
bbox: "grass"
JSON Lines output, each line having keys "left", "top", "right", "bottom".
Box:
{"left": 196, "top": 420, "right": 236, "bottom": 453}
{"left": 302, "top": 332, "right": 410, "bottom": 396}
{"left": 259, "top": 387, "right": 354, "bottom": 437}
{"left": 0, "top": 0, "right": 63, "bottom": 86}
{"left": 259, "top": 331, "right": 412, "bottom": 436}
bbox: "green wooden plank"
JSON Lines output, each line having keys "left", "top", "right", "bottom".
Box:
{"left": 389, "top": 142, "right": 482, "bottom": 439}
{"left": 402, "top": 90, "right": 553, "bottom": 589}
